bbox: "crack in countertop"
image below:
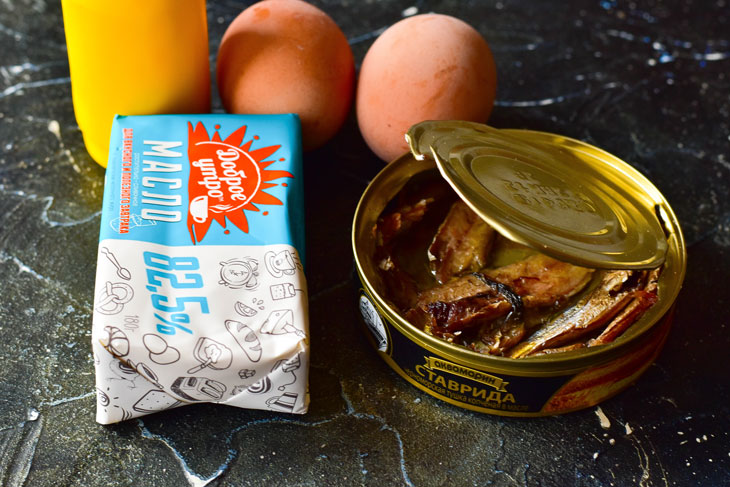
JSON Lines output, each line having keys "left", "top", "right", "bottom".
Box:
{"left": 0, "top": 250, "right": 94, "bottom": 324}
{"left": 0, "top": 76, "right": 70, "bottom": 99}
{"left": 0, "top": 187, "right": 102, "bottom": 228}
{"left": 138, "top": 419, "right": 235, "bottom": 487}
{"left": 133, "top": 368, "right": 417, "bottom": 487}
{"left": 0, "top": 414, "right": 43, "bottom": 487}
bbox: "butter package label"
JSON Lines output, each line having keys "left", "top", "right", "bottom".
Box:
{"left": 92, "top": 114, "right": 308, "bottom": 424}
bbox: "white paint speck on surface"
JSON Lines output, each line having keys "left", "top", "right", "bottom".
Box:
{"left": 596, "top": 406, "right": 611, "bottom": 429}
{"left": 625, "top": 423, "right": 633, "bottom": 435}
{"left": 27, "top": 408, "right": 39, "bottom": 421}
{"left": 48, "top": 119, "right": 61, "bottom": 140}
{"left": 401, "top": 6, "right": 418, "bottom": 17}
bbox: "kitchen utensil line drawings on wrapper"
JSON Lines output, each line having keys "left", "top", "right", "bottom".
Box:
{"left": 231, "top": 352, "right": 303, "bottom": 398}
{"left": 264, "top": 249, "right": 301, "bottom": 278}
{"left": 219, "top": 257, "right": 260, "bottom": 290}
{"left": 271, "top": 353, "right": 302, "bottom": 391}
{"left": 94, "top": 245, "right": 307, "bottom": 420}
{"left": 187, "top": 337, "right": 233, "bottom": 374}
{"left": 101, "top": 246, "right": 131, "bottom": 280}
{"left": 269, "top": 282, "right": 304, "bottom": 300}
{"left": 266, "top": 391, "right": 299, "bottom": 413}
{"left": 171, "top": 376, "right": 227, "bottom": 401}
{"left": 127, "top": 360, "right": 165, "bottom": 389}
{"left": 260, "top": 309, "right": 305, "bottom": 338}
{"left": 105, "top": 353, "right": 165, "bottom": 392}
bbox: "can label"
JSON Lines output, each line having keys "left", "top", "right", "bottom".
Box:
{"left": 358, "top": 291, "right": 671, "bottom": 416}
{"left": 383, "top": 309, "right": 570, "bottom": 413}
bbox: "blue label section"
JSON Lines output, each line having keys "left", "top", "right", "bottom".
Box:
{"left": 100, "top": 114, "right": 305, "bottom": 260}
{"left": 362, "top": 292, "right": 573, "bottom": 413}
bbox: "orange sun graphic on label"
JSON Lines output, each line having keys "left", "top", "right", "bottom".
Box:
{"left": 186, "top": 122, "right": 293, "bottom": 243}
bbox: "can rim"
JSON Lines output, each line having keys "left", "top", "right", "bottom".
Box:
{"left": 352, "top": 139, "right": 686, "bottom": 375}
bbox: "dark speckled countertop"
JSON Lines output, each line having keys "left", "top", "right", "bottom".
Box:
{"left": 1, "top": 1, "right": 729, "bottom": 486}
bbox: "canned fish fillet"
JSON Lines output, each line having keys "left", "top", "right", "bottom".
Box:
{"left": 92, "top": 114, "right": 309, "bottom": 424}
{"left": 353, "top": 121, "right": 685, "bottom": 416}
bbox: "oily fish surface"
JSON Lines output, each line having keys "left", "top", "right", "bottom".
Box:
{"left": 217, "top": 0, "right": 355, "bottom": 151}
{"left": 357, "top": 14, "right": 497, "bottom": 162}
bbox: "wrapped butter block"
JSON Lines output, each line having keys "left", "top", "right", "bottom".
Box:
{"left": 92, "top": 114, "right": 308, "bottom": 424}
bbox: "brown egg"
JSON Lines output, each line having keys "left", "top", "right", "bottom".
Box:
{"left": 356, "top": 14, "right": 497, "bottom": 162}
{"left": 217, "top": 0, "right": 355, "bottom": 150}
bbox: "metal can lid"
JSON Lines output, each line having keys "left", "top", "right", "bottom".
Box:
{"left": 406, "top": 121, "right": 668, "bottom": 269}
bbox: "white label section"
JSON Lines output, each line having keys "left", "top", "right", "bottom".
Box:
{"left": 92, "top": 239, "right": 309, "bottom": 424}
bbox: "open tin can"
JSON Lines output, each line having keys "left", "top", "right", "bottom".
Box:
{"left": 352, "top": 121, "right": 686, "bottom": 416}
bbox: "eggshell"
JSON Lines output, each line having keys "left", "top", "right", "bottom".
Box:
{"left": 217, "top": 0, "right": 355, "bottom": 150}
{"left": 356, "top": 14, "right": 497, "bottom": 162}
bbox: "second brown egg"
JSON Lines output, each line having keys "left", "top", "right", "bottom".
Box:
{"left": 356, "top": 14, "right": 498, "bottom": 162}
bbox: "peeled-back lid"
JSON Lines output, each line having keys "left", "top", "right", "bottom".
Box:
{"left": 406, "top": 121, "right": 668, "bottom": 269}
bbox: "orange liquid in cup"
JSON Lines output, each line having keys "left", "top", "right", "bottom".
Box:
{"left": 61, "top": 0, "right": 211, "bottom": 166}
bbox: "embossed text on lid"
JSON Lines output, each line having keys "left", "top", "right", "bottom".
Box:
{"left": 406, "top": 121, "right": 667, "bottom": 269}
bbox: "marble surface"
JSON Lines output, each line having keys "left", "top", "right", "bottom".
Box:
{"left": 1, "top": 0, "right": 729, "bottom": 485}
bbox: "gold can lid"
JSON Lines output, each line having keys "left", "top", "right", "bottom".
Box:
{"left": 406, "top": 121, "right": 668, "bottom": 269}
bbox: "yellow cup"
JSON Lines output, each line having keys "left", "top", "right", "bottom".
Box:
{"left": 61, "top": 0, "right": 211, "bottom": 166}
